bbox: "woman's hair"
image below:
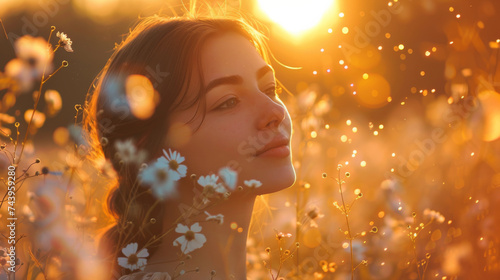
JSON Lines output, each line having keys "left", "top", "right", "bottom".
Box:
{"left": 82, "top": 13, "right": 272, "bottom": 276}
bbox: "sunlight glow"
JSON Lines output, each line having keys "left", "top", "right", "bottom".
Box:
{"left": 257, "top": 0, "right": 334, "bottom": 35}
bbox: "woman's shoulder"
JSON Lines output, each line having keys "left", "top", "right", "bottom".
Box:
{"left": 119, "top": 271, "right": 172, "bottom": 280}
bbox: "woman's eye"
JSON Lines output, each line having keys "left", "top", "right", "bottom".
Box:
{"left": 216, "top": 97, "right": 239, "bottom": 110}
{"left": 264, "top": 86, "right": 277, "bottom": 98}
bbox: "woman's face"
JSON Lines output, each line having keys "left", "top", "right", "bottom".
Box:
{"left": 165, "top": 32, "right": 296, "bottom": 195}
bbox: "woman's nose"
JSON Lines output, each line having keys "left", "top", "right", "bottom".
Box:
{"left": 257, "top": 95, "right": 287, "bottom": 131}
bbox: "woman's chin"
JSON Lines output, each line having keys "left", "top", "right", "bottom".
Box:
{"left": 250, "top": 166, "right": 296, "bottom": 195}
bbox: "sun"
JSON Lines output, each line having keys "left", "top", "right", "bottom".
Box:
{"left": 256, "top": 0, "right": 335, "bottom": 35}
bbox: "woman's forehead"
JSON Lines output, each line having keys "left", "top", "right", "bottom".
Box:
{"left": 200, "top": 32, "right": 269, "bottom": 84}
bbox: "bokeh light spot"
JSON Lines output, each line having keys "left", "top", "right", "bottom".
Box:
{"left": 355, "top": 73, "right": 391, "bottom": 108}
{"left": 302, "top": 228, "right": 322, "bottom": 248}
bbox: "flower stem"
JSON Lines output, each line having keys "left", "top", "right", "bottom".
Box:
{"left": 0, "top": 18, "right": 7, "bottom": 39}
{"left": 16, "top": 27, "right": 56, "bottom": 165}
{"left": 338, "top": 167, "right": 354, "bottom": 280}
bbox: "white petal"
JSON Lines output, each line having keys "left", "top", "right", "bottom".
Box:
{"left": 214, "top": 183, "right": 227, "bottom": 194}
{"left": 117, "top": 257, "right": 130, "bottom": 269}
{"left": 197, "top": 176, "right": 207, "bottom": 187}
{"left": 157, "top": 156, "right": 169, "bottom": 165}
{"left": 219, "top": 167, "right": 237, "bottom": 190}
{"left": 137, "top": 257, "right": 148, "bottom": 269}
{"left": 122, "top": 243, "right": 137, "bottom": 257}
{"left": 177, "top": 165, "right": 187, "bottom": 177}
{"left": 190, "top": 222, "right": 202, "bottom": 232}
{"left": 152, "top": 174, "right": 177, "bottom": 199}
{"left": 136, "top": 248, "right": 149, "bottom": 258}
{"left": 129, "top": 263, "right": 138, "bottom": 271}
{"left": 195, "top": 233, "right": 207, "bottom": 245}
{"left": 176, "top": 154, "right": 185, "bottom": 164}
{"left": 168, "top": 169, "right": 181, "bottom": 181}
{"left": 175, "top": 223, "right": 189, "bottom": 233}
{"left": 173, "top": 236, "right": 185, "bottom": 247}
{"left": 173, "top": 236, "right": 188, "bottom": 253}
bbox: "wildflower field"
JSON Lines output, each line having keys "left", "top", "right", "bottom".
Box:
{"left": 1, "top": 0, "right": 500, "bottom": 279}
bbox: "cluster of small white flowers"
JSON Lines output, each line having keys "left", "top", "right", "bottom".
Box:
{"left": 138, "top": 148, "right": 187, "bottom": 200}
{"left": 118, "top": 147, "right": 267, "bottom": 275}
{"left": 56, "top": 31, "right": 73, "bottom": 52}
{"left": 423, "top": 208, "right": 445, "bottom": 223}
{"left": 114, "top": 139, "right": 147, "bottom": 165}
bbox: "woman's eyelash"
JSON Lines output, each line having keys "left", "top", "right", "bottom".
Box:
{"left": 265, "top": 85, "right": 277, "bottom": 97}
{"left": 216, "top": 97, "right": 240, "bottom": 110}
{"left": 214, "top": 85, "right": 278, "bottom": 110}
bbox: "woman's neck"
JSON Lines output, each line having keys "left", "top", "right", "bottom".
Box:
{"left": 144, "top": 192, "right": 257, "bottom": 279}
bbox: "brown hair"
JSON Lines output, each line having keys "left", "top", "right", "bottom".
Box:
{"left": 82, "top": 13, "right": 272, "bottom": 277}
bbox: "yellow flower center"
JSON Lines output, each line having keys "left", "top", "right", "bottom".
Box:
{"left": 169, "top": 160, "right": 179, "bottom": 171}
{"left": 204, "top": 185, "right": 215, "bottom": 195}
{"left": 185, "top": 230, "right": 195, "bottom": 241}
{"left": 156, "top": 169, "right": 168, "bottom": 182}
{"left": 128, "top": 254, "right": 138, "bottom": 265}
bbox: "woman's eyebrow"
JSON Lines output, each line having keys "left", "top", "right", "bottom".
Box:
{"left": 206, "top": 75, "right": 243, "bottom": 93}
{"left": 256, "top": 65, "right": 274, "bottom": 80}
{"left": 205, "top": 65, "right": 275, "bottom": 93}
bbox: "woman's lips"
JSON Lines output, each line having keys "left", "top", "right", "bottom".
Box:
{"left": 256, "top": 145, "right": 290, "bottom": 158}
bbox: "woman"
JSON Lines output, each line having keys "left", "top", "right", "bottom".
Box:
{"left": 83, "top": 12, "right": 296, "bottom": 280}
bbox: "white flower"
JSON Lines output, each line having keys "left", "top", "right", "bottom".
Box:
{"left": 56, "top": 31, "right": 73, "bottom": 52}
{"left": 139, "top": 160, "right": 177, "bottom": 200}
{"left": 117, "top": 242, "right": 149, "bottom": 271}
{"left": 6, "top": 36, "right": 53, "bottom": 93}
{"left": 14, "top": 35, "right": 53, "bottom": 77}
{"left": 244, "top": 179, "right": 262, "bottom": 188}
{"left": 204, "top": 211, "right": 224, "bottom": 225}
{"left": 306, "top": 206, "right": 324, "bottom": 228}
{"left": 173, "top": 222, "right": 207, "bottom": 254}
{"left": 114, "top": 139, "right": 147, "bottom": 165}
{"left": 198, "top": 174, "right": 226, "bottom": 194}
{"left": 159, "top": 149, "right": 187, "bottom": 180}
{"left": 423, "top": 208, "right": 445, "bottom": 223}
{"left": 5, "top": 59, "right": 34, "bottom": 93}
{"left": 218, "top": 167, "right": 237, "bottom": 190}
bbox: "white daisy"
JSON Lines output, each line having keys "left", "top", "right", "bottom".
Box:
{"left": 159, "top": 149, "right": 187, "bottom": 180}
{"left": 204, "top": 211, "right": 224, "bottom": 225}
{"left": 244, "top": 179, "right": 262, "bottom": 188}
{"left": 173, "top": 222, "right": 207, "bottom": 254}
{"left": 198, "top": 174, "right": 226, "bottom": 194}
{"left": 117, "top": 243, "right": 149, "bottom": 271}
{"left": 218, "top": 167, "right": 237, "bottom": 191}
{"left": 139, "top": 160, "right": 177, "bottom": 200}
{"left": 114, "top": 139, "right": 147, "bottom": 165}
{"left": 56, "top": 31, "right": 73, "bottom": 52}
